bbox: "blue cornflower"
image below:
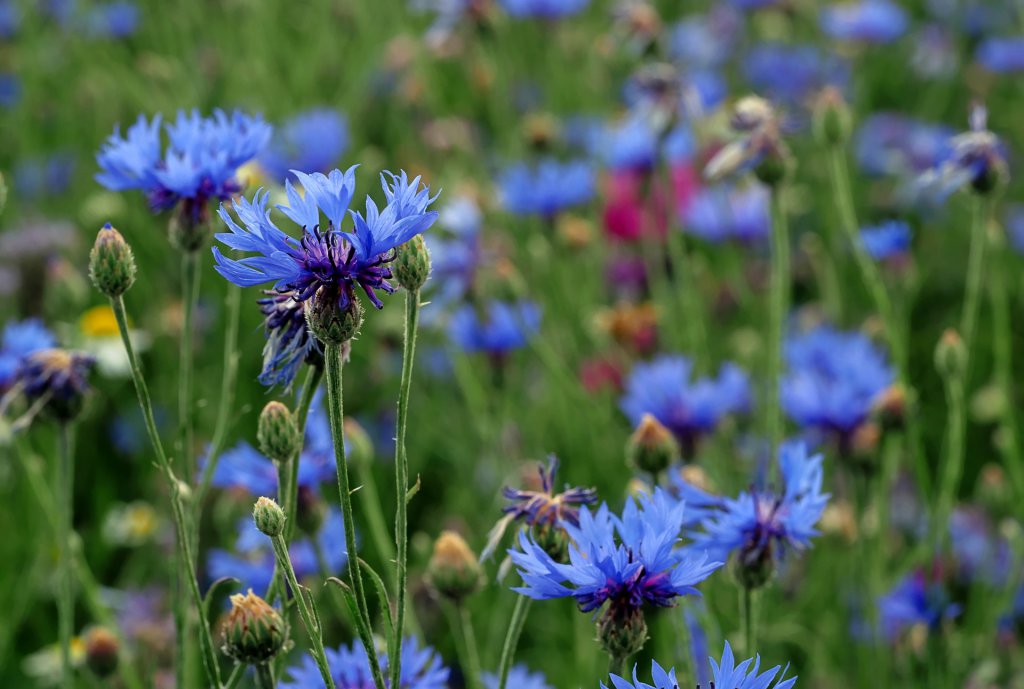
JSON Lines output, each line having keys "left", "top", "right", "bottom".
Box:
{"left": 781, "top": 325, "right": 894, "bottom": 439}
{"left": 604, "top": 642, "right": 796, "bottom": 689}
{"left": 911, "top": 24, "right": 958, "bottom": 79}
{"left": 483, "top": 666, "right": 552, "bottom": 689}
{"left": 728, "top": 0, "right": 784, "bottom": 9}
{"left": 256, "top": 290, "right": 321, "bottom": 388}
{"left": 425, "top": 195, "right": 482, "bottom": 305}
{"left": 620, "top": 355, "right": 751, "bottom": 457}
{"left": 854, "top": 113, "right": 954, "bottom": 177}
{"left": 742, "top": 44, "right": 849, "bottom": 106}
{"left": 13, "top": 152, "right": 76, "bottom": 201}
{"left": 259, "top": 109, "right": 349, "bottom": 184}
{"left": 213, "top": 167, "right": 439, "bottom": 312}
{"left": 482, "top": 455, "right": 598, "bottom": 560}
{"left": 511, "top": 488, "right": 721, "bottom": 612}
{"left": 1004, "top": 205, "right": 1024, "bottom": 256}
{"left": 447, "top": 300, "right": 541, "bottom": 355}
{"left": 691, "top": 442, "right": 829, "bottom": 587}
{"left": 82, "top": 2, "right": 139, "bottom": 38}
{"left": 860, "top": 220, "right": 911, "bottom": 261}
{"left": 16, "top": 349, "right": 96, "bottom": 414}
{"left": 668, "top": 7, "right": 742, "bottom": 69}
{"left": 977, "top": 37, "right": 1024, "bottom": 73}
{"left": 602, "top": 115, "right": 658, "bottom": 173}
{"left": 820, "top": 0, "right": 907, "bottom": 44}
{"left": 96, "top": 109, "right": 271, "bottom": 221}
{"left": 208, "top": 508, "right": 348, "bottom": 593}
{"left": 683, "top": 184, "right": 769, "bottom": 244}
{"left": 498, "top": 0, "right": 589, "bottom": 19}
{"left": 918, "top": 104, "right": 1007, "bottom": 198}
{"left": 203, "top": 438, "right": 335, "bottom": 496}
{"left": 0, "top": 319, "right": 56, "bottom": 389}
{"left": 949, "top": 507, "right": 1011, "bottom": 586}
{"left": 0, "top": 0, "right": 18, "bottom": 39}
{"left": 0, "top": 72, "right": 19, "bottom": 108}
{"left": 282, "top": 637, "right": 448, "bottom": 689}
{"left": 878, "top": 569, "right": 961, "bottom": 641}
{"left": 498, "top": 158, "right": 595, "bottom": 217}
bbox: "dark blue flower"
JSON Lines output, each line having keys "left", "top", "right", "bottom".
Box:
{"left": 96, "top": 109, "right": 271, "bottom": 219}
{"left": 860, "top": 220, "right": 911, "bottom": 261}
{"left": 282, "top": 637, "right": 448, "bottom": 689}
{"left": 498, "top": 0, "right": 589, "bottom": 19}
{"left": 742, "top": 44, "right": 849, "bottom": 106}
{"left": 213, "top": 167, "right": 439, "bottom": 310}
{"left": 781, "top": 325, "right": 894, "bottom": 437}
{"left": 510, "top": 488, "right": 721, "bottom": 611}
{"left": 483, "top": 665, "right": 552, "bottom": 689}
{"left": 620, "top": 355, "right": 751, "bottom": 454}
{"left": 257, "top": 290, "right": 319, "bottom": 388}
{"left": 603, "top": 642, "right": 797, "bottom": 689}
{"left": 498, "top": 158, "right": 595, "bottom": 217}
{"left": 16, "top": 348, "right": 96, "bottom": 410}
{"left": 0, "top": 319, "right": 56, "bottom": 389}
{"left": 447, "top": 300, "right": 541, "bottom": 355}
{"left": 878, "top": 569, "right": 961, "bottom": 641}
{"left": 259, "top": 109, "right": 349, "bottom": 184}
{"left": 691, "top": 442, "right": 829, "bottom": 569}
{"left": 977, "top": 37, "right": 1024, "bottom": 73}
{"left": 683, "top": 184, "right": 769, "bottom": 244}
{"left": 820, "top": 0, "right": 907, "bottom": 44}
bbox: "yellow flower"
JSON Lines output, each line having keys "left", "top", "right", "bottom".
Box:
{"left": 79, "top": 305, "right": 121, "bottom": 338}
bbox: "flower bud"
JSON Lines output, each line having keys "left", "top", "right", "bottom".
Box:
{"left": 935, "top": 329, "right": 967, "bottom": 381}
{"left": 753, "top": 142, "right": 792, "bottom": 188}
{"left": 626, "top": 413, "right": 680, "bottom": 475}
{"left": 221, "top": 589, "right": 288, "bottom": 665}
{"left": 305, "top": 288, "right": 364, "bottom": 345}
{"left": 295, "top": 485, "right": 327, "bottom": 537}
{"left": 425, "top": 531, "right": 483, "bottom": 602}
{"left": 597, "top": 605, "right": 648, "bottom": 662}
{"left": 257, "top": 401, "right": 300, "bottom": 463}
{"left": 168, "top": 201, "right": 210, "bottom": 253}
{"left": 732, "top": 539, "right": 775, "bottom": 590}
{"left": 813, "top": 87, "right": 852, "bottom": 146}
{"left": 873, "top": 384, "right": 909, "bottom": 430}
{"left": 89, "top": 223, "right": 137, "bottom": 298}
{"left": 0, "top": 171, "right": 7, "bottom": 216}
{"left": 253, "top": 496, "right": 286, "bottom": 538}
{"left": 84, "top": 627, "right": 119, "bottom": 678}
{"left": 394, "top": 234, "right": 432, "bottom": 292}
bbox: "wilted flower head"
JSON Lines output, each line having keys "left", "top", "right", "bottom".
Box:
{"left": 448, "top": 300, "right": 541, "bottom": 355}
{"left": 96, "top": 109, "right": 271, "bottom": 218}
{"left": 603, "top": 642, "right": 797, "bottom": 689}
{"left": 482, "top": 455, "right": 597, "bottom": 560}
{"left": 498, "top": 158, "right": 595, "bottom": 218}
{"left": 691, "top": 442, "right": 829, "bottom": 589}
{"left": 257, "top": 290, "right": 320, "bottom": 388}
{"left": 259, "top": 108, "right": 348, "bottom": 184}
{"left": 781, "top": 325, "right": 894, "bottom": 440}
{"left": 704, "top": 96, "right": 789, "bottom": 185}
{"left": 620, "top": 355, "right": 751, "bottom": 457}
{"left": 820, "top": 0, "right": 907, "bottom": 44}
{"left": 281, "top": 637, "right": 448, "bottom": 689}
{"left": 213, "top": 167, "right": 439, "bottom": 313}
{"left": 918, "top": 104, "right": 1007, "bottom": 198}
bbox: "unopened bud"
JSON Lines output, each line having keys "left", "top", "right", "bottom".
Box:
{"left": 873, "top": 384, "right": 909, "bottom": 430}
{"left": 426, "top": 531, "right": 483, "bottom": 602}
{"left": 597, "top": 605, "right": 648, "bottom": 662}
{"left": 168, "top": 201, "right": 210, "bottom": 253}
{"left": 753, "top": 142, "right": 792, "bottom": 187}
{"left": 84, "top": 627, "right": 119, "bottom": 678}
{"left": 305, "top": 288, "right": 364, "bottom": 345}
{"left": 394, "top": 234, "right": 432, "bottom": 292}
{"left": 257, "top": 401, "right": 300, "bottom": 463}
{"left": 935, "top": 329, "right": 967, "bottom": 381}
{"left": 813, "top": 87, "right": 852, "bottom": 146}
{"left": 221, "top": 590, "right": 288, "bottom": 665}
{"left": 626, "top": 414, "right": 680, "bottom": 475}
{"left": 89, "top": 223, "right": 137, "bottom": 297}
{"left": 253, "top": 496, "right": 286, "bottom": 538}
{"left": 732, "top": 540, "right": 775, "bottom": 590}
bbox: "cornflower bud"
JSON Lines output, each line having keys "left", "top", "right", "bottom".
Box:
{"left": 89, "top": 223, "right": 137, "bottom": 297}
{"left": 426, "top": 531, "right": 483, "bottom": 602}
{"left": 813, "top": 86, "right": 852, "bottom": 146}
{"left": 935, "top": 329, "right": 967, "bottom": 381}
{"left": 253, "top": 496, "right": 286, "bottom": 539}
{"left": 305, "top": 287, "right": 364, "bottom": 345}
{"left": 257, "top": 401, "right": 300, "bottom": 463}
{"left": 394, "top": 234, "right": 432, "bottom": 292}
{"left": 597, "top": 605, "right": 648, "bottom": 664}
{"left": 626, "top": 413, "right": 680, "bottom": 475}
{"left": 168, "top": 200, "right": 211, "bottom": 253}
{"left": 84, "top": 627, "right": 119, "bottom": 678}
{"left": 221, "top": 590, "right": 288, "bottom": 665}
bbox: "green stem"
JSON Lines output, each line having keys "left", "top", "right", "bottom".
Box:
{"left": 767, "top": 186, "right": 790, "bottom": 461}
{"left": 391, "top": 290, "right": 421, "bottom": 689}
{"left": 667, "top": 228, "right": 707, "bottom": 362}
{"left": 445, "top": 602, "right": 482, "bottom": 689}
{"left": 324, "top": 342, "right": 387, "bottom": 689}
{"left": 496, "top": 596, "right": 532, "bottom": 689}
{"left": 178, "top": 250, "right": 201, "bottom": 479}
{"left": 57, "top": 423, "right": 75, "bottom": 689}
{"left": 990, "top": 232, "right": 1024, "bottom": 497}
{"left": 196, "top": 282, "right": 243, "bottom": 505}
{"left": 741, "top": 586, "right": 759, "bottom": 657}
{"left": 355, "top": 458, "right": 397, "bottom": 566}
{"left": 110, "top": 296, "right": 223, "bottom": 689}
{"left": 286, "top": 365, "right": 324, "bottom": 542}
{"left": 255, "top": 663, "right": 276, "bottom": 689}
{"left": 935, "top": 368, "right": 966, "bottom": 552}
{"left": 270, "top": 535, "right": 336, "bottom": 689}
{"left": 608, "top": 653, "right": 626, "bottom": 679}
{"left": 961, "top": 196, "right": 990, "bottom": 372}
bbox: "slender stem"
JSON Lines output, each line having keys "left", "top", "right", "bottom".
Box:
{"left": 496, "top": 596, "right": 532, "bottom": 689}
{"left": 324, "top": 342, "right": 387, "bottom": 689}
{"left": 460, "top": 605, "right": 483, "bottom": 689}
{"left": 110, "top": 296, "right": 223, "bottom": 689}
{"left": 57, "top": 423, "right": 75, "bottom": 689}
{"left": 255, "top": 664, "right": 276, "bottom": 689}
{"left": 286, "top": 365, "right": 324, "bottom": 542}
{"left": 961, "top": 196, "right": 990, "bottom": 373}
{"left": 935, "top": 365, "right": 966, "bottom": 551}
{"left": 355, "top": 458, "right": 397, "bottom": 566}
{"left": 270, "top": 535, "right": 336, "bottom": 689}
{"left": 667, "top": 228, "right": 707, "bottom": 363}
{"left": 741, "top": 586, "right": 759, "bottom": 657}
{"left": 391, "top": 290, "right": 421, "bottom": 689}
{"left": 178, "top": 250, "right": 201, "bottom": 479}
{"left": 766, "top": 187, "right": 790, "bottom": 462}
{"left": 608, "top": 653, "right": 626, "bottom": 680}
{"left": 196, "top": 282, "right": 243, "bottom": 505}
{"left": 990, "top": 233, "right": 1024, "bottom": 497}
{"left": 444, "top": 602, "right": 482, "bottom": 689}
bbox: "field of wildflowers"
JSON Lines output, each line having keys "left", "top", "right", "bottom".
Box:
{"left": 2, "top": 0, "right": 1024, "bottom": 687}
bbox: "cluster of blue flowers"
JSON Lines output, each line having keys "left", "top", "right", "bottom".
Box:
{"left": 282, "top": 637, "right": 449, "bottom": 689}
{"left": 447, "top": 300, "right": 541, "bottom": 356}
{"left": 498, "top": 159, "right": 596, "bottom": 218}
{"left": 605, "top": 642, "right": 796, "bottom": 689}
